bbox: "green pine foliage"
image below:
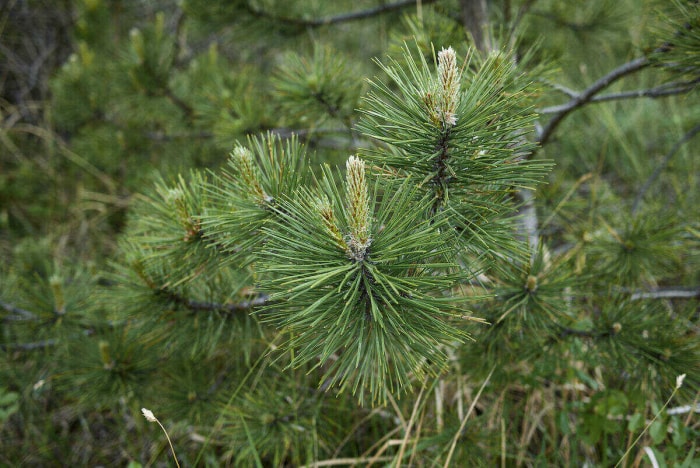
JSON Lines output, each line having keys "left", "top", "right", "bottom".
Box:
{"left": 203, "top": 133, "right": 311, "bottom": 264}
{"left": 1, "top": 0, "right": 699, "bottom": 466}
{"left": 260, "top": 164, "right": 479, "bottom": 404}
{"left": 357, "top": 44, "right": 551, "bottom": 261}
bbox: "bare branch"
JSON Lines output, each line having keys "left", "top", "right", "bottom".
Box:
{"left": 536, "top": 57, "right": 650, "bottom": 146}
{"left": 1, "top": 300, "right": 37, "bottom": 321}
{"left": 630, "top": 286, "right": 700, "bottom": 301}
{"left": 539, "top": 79, "right": 699, "bottom": 114}
{"left": 587, "top": 80, "right": 698, "bottom": 103}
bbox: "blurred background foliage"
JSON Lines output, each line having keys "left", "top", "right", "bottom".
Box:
{"left": 1, "top": 0, "right": 698, "bottom": 465}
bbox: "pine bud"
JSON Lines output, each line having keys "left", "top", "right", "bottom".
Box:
{"left": 525, "top": 275, "right": 538, "bottom": 293}
{"left": 130, "top": 28, "right": 145, "bottom": 62}
{"left": 346, "top": 156, "right": 371, "bottom": 261}
{"left": 49, "top": 274, "right": 66, "bottom": 315}
{"left": 437, "top": 47, "right": 460, "bottom": 127}
{"left": 99, "top": 340, "right": 114, "bottom": 370}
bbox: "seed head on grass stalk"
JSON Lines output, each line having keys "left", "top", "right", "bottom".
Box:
{"left": 141, "top": 407, "right": 180, "bottom": 468}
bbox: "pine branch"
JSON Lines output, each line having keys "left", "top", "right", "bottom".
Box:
{"left": 47, "top": 282, "right": 691, "bottom": 351}
{"left": 632, "top": 123, "right": 700, "bottom": 214}
{"left": 157, "top": 287, "right": 269, "bottom": 314}
{"left": 557, "top": 326, "right": 600, "bottom": 339}
{"left": 246, "top": 0, "right": 437, "bottom": 28}
{"left": 260, "top": 160, "right": 479, "bottom": 403}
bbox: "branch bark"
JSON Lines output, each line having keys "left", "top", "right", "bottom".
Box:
{"left": 539, "top": 79, "right": 700, "bottom": 113}
{"left": 536, "top": 57, "right": 650, "bottom": 147}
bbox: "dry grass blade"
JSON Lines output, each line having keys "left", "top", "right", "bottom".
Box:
{"left": 443, "top": 367, "right": 496, "bottom": 468}
{"left": 395, "top": 380, "right": 428, "bottom": 467}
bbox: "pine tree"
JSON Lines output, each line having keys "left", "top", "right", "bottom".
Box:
{"left": 1, "top": 0, "right": 698, "bottom": 466}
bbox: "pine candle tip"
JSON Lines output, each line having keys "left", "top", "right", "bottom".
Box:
{"left": 436, "top": 46, "right": 460, "bottom": 127}
{"left": 141, "top": 407, "right": 157, "bottom": 422}
{"left": 231, "top": 146, "right": 250, "bottom": 160}
{"left": 345, "top": 155, "right": 371, "bottom": 259}
{"left": 346, "top": 155, "right": 364, "bottom": 171}
{"left": 438, "top": 46, "right": 456, "bottom": 60}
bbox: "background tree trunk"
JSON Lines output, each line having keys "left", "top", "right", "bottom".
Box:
{"left": 459, "top": 0, "right": 491, "bottom": 51}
